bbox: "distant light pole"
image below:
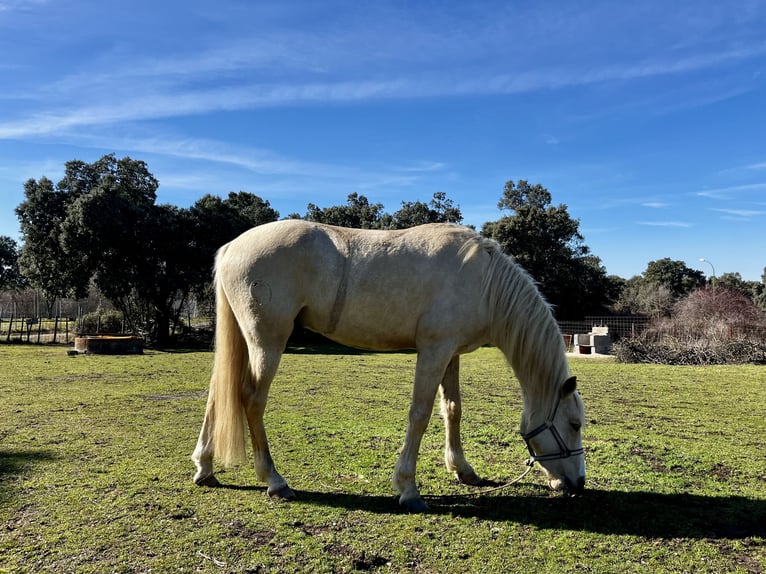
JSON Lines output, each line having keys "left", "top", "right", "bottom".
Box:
{"left": 699, "top": 258, "right": 716, "bottom": 293}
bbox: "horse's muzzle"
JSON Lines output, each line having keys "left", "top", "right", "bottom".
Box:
{"left": 564, "top": 475, "right": 586, "bottom": 495}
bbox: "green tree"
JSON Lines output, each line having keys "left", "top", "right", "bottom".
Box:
{"left": 188, "top": 192, "right": 279, "bottom": 305}
{"left": 383, "top": 192, "right": 463, "bottom": 229}
{"left": 644, "top": 258, "right": 705, "bottom": 298}
{"left": 16, "top": 176, "right": 91, "bottom": 305}
{"left": 17, "top": 154, "right": 280, "bottom": 343}
{"left": 754, "top": 267, "right": 766, "bottom": 312}
{"left": 304, "top": 193, "right": 384, "bottom": 228}
{"left": 0, "top": 236, "right": 25, "bottom": 291}
{"left": 481, "top": 180, "right": 615, "bottom": 318}
{"left": 715, "top": 271, "right": 764, "bottom": 308}
{"left": 57, "top": 156, "right": 172, "bottom": 339}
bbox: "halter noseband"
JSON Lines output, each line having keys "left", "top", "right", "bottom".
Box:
{"left": 520, "top": 394, "right": 584, "bottom": 466}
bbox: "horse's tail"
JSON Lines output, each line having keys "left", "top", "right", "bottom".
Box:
{"left": 210, "top": 247, "right": 249, "bottom": 466}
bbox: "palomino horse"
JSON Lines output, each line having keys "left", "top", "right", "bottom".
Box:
{"left": 192, "top": 220, "right": 585, "bottom": 512}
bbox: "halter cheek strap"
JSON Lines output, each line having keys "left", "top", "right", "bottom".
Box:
{"left": 520, "top": 396, "right": 584, "bottom": 466}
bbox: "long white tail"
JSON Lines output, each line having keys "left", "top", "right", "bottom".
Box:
{"left": 210, "top": 254, "right": 250, "bottom": 466}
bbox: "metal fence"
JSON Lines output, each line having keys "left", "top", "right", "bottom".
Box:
{"left": 0, "top": 316, "right": 76, "bottom": 344}
{"left": 557, "top": 315, "right": 651, "bottom": 341}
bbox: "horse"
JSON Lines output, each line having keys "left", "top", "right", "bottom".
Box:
{"left": 192, "top": 219, "right": 585, "bottom": 512}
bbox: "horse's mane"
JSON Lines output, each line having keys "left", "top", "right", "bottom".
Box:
{"left": 465, "top": 235, "right": 570, "bottom": 420}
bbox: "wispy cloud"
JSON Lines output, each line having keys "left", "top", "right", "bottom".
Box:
{"left": 60, "top": 130, "right": 450, "bottom": 200}
{"left": 695, "top": 182, "right": 766, "bottom": 199}
{"left": 642, "top": 201, "right": 669, "bottom": 208}
{"left": 3, "top": 13, "right": 766, "bottom": 141}
{"left": 637, "top": 221, "right": 693, "bottom": 228}
{"left": 711, "top": 208, "right": 766, "bottom": 218}
{"left": 394, "top": 161, "right": 447, "bottom": 173}
{"left": 0, "top": 80, "right": 410, "bottom": 138}
{"left": 0, "top": 0, "right": 48, "bottom": 13}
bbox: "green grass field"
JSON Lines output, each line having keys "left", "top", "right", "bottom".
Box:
{"left": 1, "top": 344, "right": 764, "bottom": 573}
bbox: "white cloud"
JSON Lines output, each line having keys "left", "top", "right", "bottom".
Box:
{"left": 636, "top": 221, "right": 693, "bottom": 228}
{"left": 0, "top": 0, "right": 48, "bottom": 12}
{"left": 394, "top": 161, "right": 446, "bottom": 173}
{"left": 4, "top": 15, "right": 766, "bottom": 142}
{"left": 695, "top": 182, "right": 766, "bottom": 199}
{"left": 711, "top": 208, "right": 765, "bottom": 218}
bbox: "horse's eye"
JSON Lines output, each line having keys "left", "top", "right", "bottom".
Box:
{"left": 571, "top": 422, "right": 582, "bottom": 432}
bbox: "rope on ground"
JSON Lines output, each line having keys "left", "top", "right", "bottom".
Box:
{"left": 466, "top": 463, "right": 534, "bottom": 496}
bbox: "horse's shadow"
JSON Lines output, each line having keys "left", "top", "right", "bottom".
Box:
{"left": 0, "top": 449, "right": 56, "bottom": 504}
{"left": 218, "top": 483, "right": 765, "bottom": 540}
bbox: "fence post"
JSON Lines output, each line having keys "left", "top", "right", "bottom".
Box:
{"left": 5, "top": 315, "right": 11, "bottom": 342}
{"left": 53, "top": 316, "right": 59, "bottom": 343}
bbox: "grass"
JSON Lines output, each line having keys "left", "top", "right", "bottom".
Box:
{"left": 0, "top": 344, "right": 764, "bottom": 573}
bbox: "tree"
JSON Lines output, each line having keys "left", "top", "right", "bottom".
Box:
{"left": 57, "top": 155, "right": 171, "bottom": 338}
{"left": 644, "top": 258, "right": 705, "bottom": 298}
{"left": 16, "top": 176, "right": 91, "bottom": 305}
{"left": 754, "top": 267, "right": 766, "bottom": 312}
{"left": 17, "top": 154, "right": 281, "bottom": 343}
{"left": 0, "top": 236, "right": 24, "bottom": 291}
{"left": 382, "top": 192, "right": 463, "bottom": 229}
{"left": 304, "top": 193, "right": 384, "bottom": 228}
{"left": 187, "top": 192, "right": 279, "bottom": 305}
{"left": 481, "top": 180, "right": 615, "bottom": 318}
{"left": 714, "top": 271, "right": 764, "bottom": 308}
{"left": 614, "top": 260, "right": 710, "bottom": 317}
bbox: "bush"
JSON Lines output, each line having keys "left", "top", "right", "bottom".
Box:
{"left": 79, "top": 311, "right": 124, "bottom": 334}
{"left": 615, "top": 287, "right": 766, "bottom": 365}
{"left": 615, "top": 336, "right": 766, "bottom": 365}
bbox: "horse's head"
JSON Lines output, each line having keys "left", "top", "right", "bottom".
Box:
{"left": 521, "top": 376, "right": 586, "bottom": 494}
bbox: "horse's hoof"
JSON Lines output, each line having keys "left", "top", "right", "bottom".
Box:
{"left": 194, "top": 474, "right": 221, "bottom": 487}
{"left": 399, "top": 496, "right": 430, "bottom": 513}
{"left": 268, "top": 484, "right": 296, "bottom": 500}
{"left": 458, "top": 472, "right": 500, "bottom": 488}
{"left": 457, "top": 471, "right": 484, "bottom": 486}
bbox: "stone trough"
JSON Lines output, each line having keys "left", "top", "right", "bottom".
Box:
{"left": 73, "top": 335, "right": 144, "bottom": 355}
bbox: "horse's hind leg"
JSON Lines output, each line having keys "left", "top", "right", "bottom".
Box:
{"left": 439, "top": 356, "right": 483, "bottom": 486}
{"left": 242, "top": 340, "right": 295, "bottom": 499}
{"left": 191, "top": 396, "right": 220, "bottom": 487}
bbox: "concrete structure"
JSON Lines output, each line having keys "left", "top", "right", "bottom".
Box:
{"left": 573, "top": 326, "right": 612, "bottom": 354}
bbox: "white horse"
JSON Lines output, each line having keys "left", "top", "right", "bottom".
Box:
{"left": 192, "top": 220, "right": 585, "bottom": 512}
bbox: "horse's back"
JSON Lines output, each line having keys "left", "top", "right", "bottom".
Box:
{"left": 218, "top": 220, "right": 491, "bottom": 351}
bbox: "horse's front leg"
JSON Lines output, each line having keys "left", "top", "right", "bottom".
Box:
{"left": 439, "top": 356, "right": 483, "bottom": 486}
{"left": 393, "top": 350, "right": 448, "bottom": 512}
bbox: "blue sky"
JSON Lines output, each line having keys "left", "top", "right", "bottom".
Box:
{"left": 1, "top": 1, "right": 765, "bottom": 281}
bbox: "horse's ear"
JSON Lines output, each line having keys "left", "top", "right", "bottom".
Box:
{"left": 560, "top": 376, "right": 577, "bottom": 398}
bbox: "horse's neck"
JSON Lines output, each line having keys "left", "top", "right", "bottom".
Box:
{"left": 492, "top": 269, "right": 567, "bottom": 416}
{"left": 502, "top": 324, "right": 566, "bottom": 417}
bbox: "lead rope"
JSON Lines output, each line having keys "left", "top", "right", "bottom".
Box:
{"left": 466, "top": 458, "right": 535, "bottom": 496}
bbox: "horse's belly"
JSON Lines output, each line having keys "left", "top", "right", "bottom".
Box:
{"left": 304, "top": 308, "right": 419, "bottom": 351}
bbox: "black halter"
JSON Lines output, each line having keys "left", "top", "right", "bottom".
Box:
{"left": 520, "top": 395, "right": 584, "bottom": 465}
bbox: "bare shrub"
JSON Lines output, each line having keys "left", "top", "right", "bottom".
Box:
{"left": 615, "top": 287, "right": 766, "bottom": 364}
